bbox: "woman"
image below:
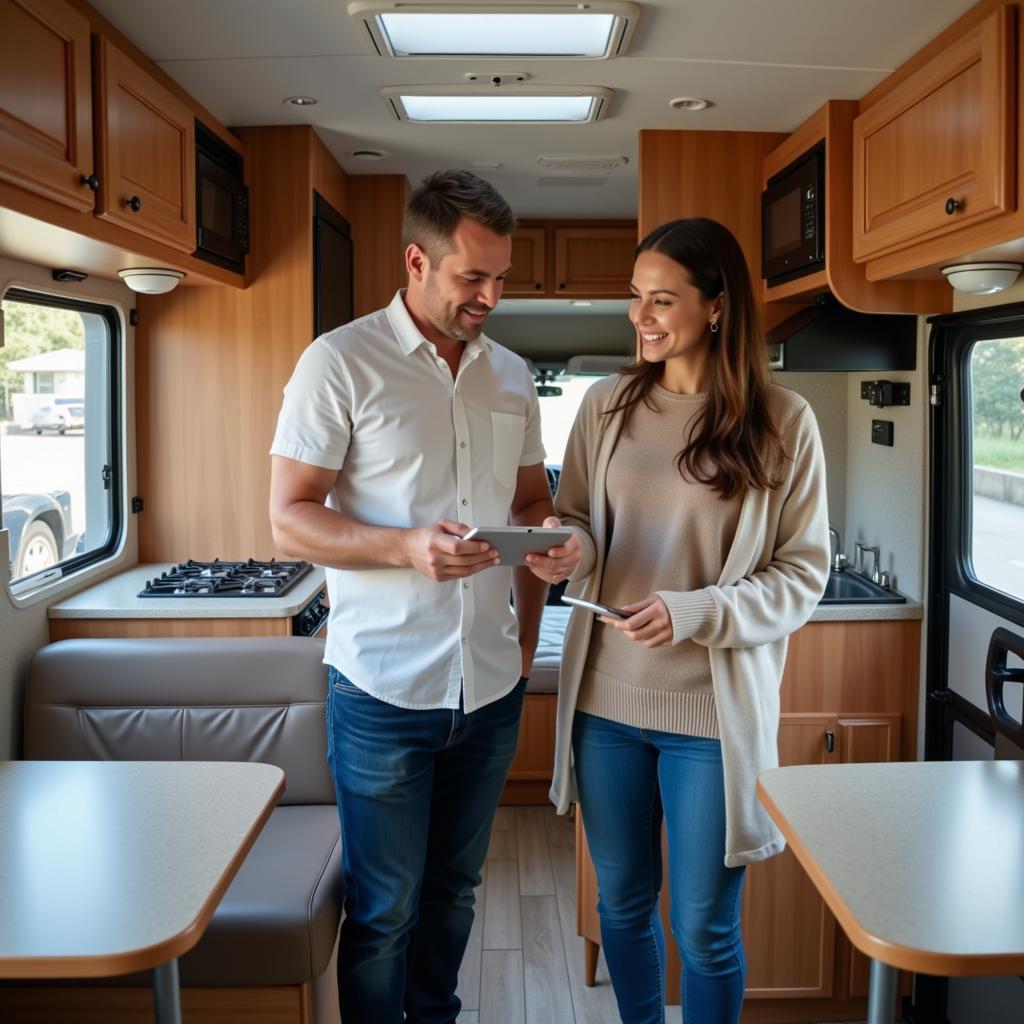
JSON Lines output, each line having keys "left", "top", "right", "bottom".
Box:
{"left": 531, "top": 217, "right": 829, "bottom": 1023}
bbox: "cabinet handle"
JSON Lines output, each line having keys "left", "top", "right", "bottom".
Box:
{"left": 825, "top": 730, "right": 835, "bottom": 754}
{"left": 558, "top": 282, "right": 566, "bottom": 289}
{"left": 124, "top": 195, "right": 142, "bottom": 212}
{"left": 535, "top": 282, "right": 542, "bottom": 289}
{"left": 945, "top": 197, "right": 962, "bottom": 215}
{"left": 80, "top": 174, "right": 100, "bottom": 191}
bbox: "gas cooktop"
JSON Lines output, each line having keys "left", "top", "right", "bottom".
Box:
{"left": 137, "top": 559, "right": 312, "bottom": 598}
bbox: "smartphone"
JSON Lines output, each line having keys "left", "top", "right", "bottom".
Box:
{"left": 561, "top": 595, "right": 629, "bottom": 620}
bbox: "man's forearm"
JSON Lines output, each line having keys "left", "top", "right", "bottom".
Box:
{"left": 272, "top": 499, "right": 411, "bottom": 570}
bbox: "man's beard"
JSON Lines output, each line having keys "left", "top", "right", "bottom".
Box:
{"left": 424, "top": 277, "right": 490, "bottom": 341}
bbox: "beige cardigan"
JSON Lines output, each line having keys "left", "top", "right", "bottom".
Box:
{"left": 551, "top": 375, "right": 830, "bottom": 867}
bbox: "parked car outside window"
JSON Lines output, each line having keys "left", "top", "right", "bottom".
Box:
{"left": 30, "top": 397, "right": 85, "bottom": 434}
{"left": 0, "top": 491, "right": 79, "bottom": 579}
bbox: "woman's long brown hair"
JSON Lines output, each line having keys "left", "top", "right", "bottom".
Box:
{"left": 605, "top": 217, "right": 789, "bottom": 500}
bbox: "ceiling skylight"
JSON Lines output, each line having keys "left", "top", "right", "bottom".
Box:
{"left": 348, "top": 2, "right": 640, "bottom": 59}
{"left": 383, "top": 86, "right": 612, "bottom": 123}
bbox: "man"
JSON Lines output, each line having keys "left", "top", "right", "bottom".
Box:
{"left": 269, "top": 170, "right": 580, "bottom": 1023}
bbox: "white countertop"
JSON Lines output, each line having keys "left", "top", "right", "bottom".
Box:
{"left": 48, "top": 563, "right": 327, "bottom": 619}
{"left": 48, "top": 563, "right": 921, "bottom": 622}
{"left": 809, "top": 597, "right": 923, "bottom": 622}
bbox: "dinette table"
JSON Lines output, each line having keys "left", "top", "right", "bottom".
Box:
{"left": 757, "top": 759, "right": 1024, "bottom": 1024}
{"left": 0, "top": 759, "right": 284, "bottom": 1024}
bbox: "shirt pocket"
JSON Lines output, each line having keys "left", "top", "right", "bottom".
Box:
{"left": 491, "top": 412, "right": 526, "bottom": 489}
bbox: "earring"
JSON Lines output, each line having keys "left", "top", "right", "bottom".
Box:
{"left": 710, "top": 320, "right": 719, "bottom": 333}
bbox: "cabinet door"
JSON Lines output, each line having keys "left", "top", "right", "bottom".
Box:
{"left": 94, "top": 37, "right": 195, "bottom": 253}
{"left": 835, "top": 714, "right": 902, "bottom": 999}
{"left": 852, "top": 6, "right": 1015, "bottom": 262}
{"left": 503, "top": 227, "right": 547, "bottom": 295}
{"left": 553, "top": 226, "right": 635, "bottom": 296}
{"left": 741, "top": 714, "right": 838, "bottom": 999}
{"left": 0, "top": 0, "right": 94, "bottom": 211}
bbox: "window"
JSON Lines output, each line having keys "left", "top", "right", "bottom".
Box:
{"left": 0, "top": 290, "right": 121, "bottom": 586}
{"left": 537, "top": 372, "right": 607, "bottom": 466}
{"left": 967, "top": 335, "right": 1024, "bottom": 602}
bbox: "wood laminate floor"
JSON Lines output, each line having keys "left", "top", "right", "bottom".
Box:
{"left": 454, "top": 805, "right": 869, "bottom": 1024}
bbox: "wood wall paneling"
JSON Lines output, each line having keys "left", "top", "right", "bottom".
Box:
{"left": 310, "top": 131, "right": 349, "bottom": 218}
{"left": 347, "top": 174, "right": 409, "bottom": 317}
{"left": 638, "top": 130, "right": 805, "bottom": 332}
{"left": 137, "top": 126, "right": 318, "bottom": 561}
{"left": 135, "top": 127, "right": 409, "bottom": 561}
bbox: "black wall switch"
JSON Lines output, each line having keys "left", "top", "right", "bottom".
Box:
{"left": 872, "top": 419, "right": 894, "bottom": 446}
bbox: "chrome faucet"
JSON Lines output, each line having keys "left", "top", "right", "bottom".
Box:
{"left": 855, "top": 542, "right": 881, "bottom": 584}
{"left": 827, "top": 525, "right": 847, "bottom": 572}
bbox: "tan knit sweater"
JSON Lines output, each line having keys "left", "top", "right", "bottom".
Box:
{"left": 577, "top": 386, "right": 741, "bottom": 738}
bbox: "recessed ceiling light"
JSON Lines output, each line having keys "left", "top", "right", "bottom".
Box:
{"left": 348, "top": 1, "right": 640, "bottom": 59}
{"left": 350, "top": 148, "right": 388, "bottom": 160}
{"left": 571, "top": 300, "right": 593, "bottom": 307}
{"left": 283, "top": 95, "right": 318, "bottom": 106}
{"left": 383, "top": 86, "right": 612, "bottom": 123}
{"left": 669, "top": 96, "right": 712, "bottom": 112}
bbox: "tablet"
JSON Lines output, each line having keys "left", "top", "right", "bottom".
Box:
{"left": 560, "top": 595, "right": 629, "bottom": 619}
{"left": 462, "top": 526, "right": 573, "bottom": 566}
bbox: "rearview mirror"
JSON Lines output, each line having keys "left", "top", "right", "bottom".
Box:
{"left": 537, "top": 385, "right": 563, "bottom": 397}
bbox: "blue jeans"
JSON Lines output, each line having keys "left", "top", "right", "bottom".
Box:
{"left": 573, "top": 711, "right": 746, "bottom": 1024}
{"left": 326, "top": 667, "right": 527, "bottom": 1024}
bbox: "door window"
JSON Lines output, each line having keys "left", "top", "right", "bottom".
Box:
{"left": 967, "top": 336, "right": 1024, "bottom": 602}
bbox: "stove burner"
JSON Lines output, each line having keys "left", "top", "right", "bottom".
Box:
{"left": 138, "top": 559, "right": 313, "bottom": 598}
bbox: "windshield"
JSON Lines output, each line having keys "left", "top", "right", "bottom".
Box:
{"left": 537, "top": 374, "right": 608, "bottom": 466}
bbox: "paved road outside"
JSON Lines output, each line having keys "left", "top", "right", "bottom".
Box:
{"left": 972, "top": 492, "right": 1024, "bottom": 602}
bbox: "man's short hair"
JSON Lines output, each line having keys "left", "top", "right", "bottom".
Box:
{"left": 403, "top": 170, "right": 516, "bottom": 263}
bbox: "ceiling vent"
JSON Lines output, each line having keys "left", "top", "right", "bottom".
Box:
{"left": 537, "top": 154, "right": 628, "bottom": 172}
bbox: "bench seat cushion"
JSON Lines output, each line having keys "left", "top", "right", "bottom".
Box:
{"left": 527, "top": 605, "right": 568, "bottom": 694}
{"left": 179, "top": 804, "right": 343, "bottom": 986}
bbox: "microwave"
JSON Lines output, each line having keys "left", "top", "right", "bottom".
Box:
{"left": 761, "top": 141, "right": 824, "bottom": 285}
{"left": 194, "top": 120, "right": 249, "bottom": 274}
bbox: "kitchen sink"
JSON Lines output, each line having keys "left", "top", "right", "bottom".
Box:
{"left": 818, "top": 570, "right": 907, "bottom": 605}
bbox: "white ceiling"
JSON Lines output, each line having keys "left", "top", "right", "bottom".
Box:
{"left": 90, "top": 0, "right": 978, "bottom": 218}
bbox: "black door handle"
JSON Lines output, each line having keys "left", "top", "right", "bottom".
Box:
{"left": 124, "top": 195, "right": 142, "bottom": 212}
{"left": 80, "top": 174, "right": 100, "bottom": 191}
{"left": 945, "top": 197, "right": 962, "bottom": 215}
{"left": 825, "top": 730, "right": 835, "bottom": 754}
{"left": 986, "top": 627, "right": 1024, "bottom": 755}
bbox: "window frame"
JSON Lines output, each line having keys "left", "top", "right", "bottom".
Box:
{"left": 1, "top": 286, "right": 123, "bottom": 585}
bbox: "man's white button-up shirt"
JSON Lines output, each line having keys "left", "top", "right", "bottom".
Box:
{"left": 270, "top": 291, "right": 545, "bottom": 712}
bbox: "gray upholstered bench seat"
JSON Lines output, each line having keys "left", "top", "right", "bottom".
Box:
{"left": 19, "top": 636, "right": 343, "bottom": 992}
{"left": 527, "top": 604, "right": 568, "bottom": 694}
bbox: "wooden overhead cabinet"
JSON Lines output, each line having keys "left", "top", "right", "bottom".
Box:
{"left": 0, "top": 0, "right": 96, "bottom": 212}
{"left": 553, "top": 225, "right": 635, "bottom": 295}
{"left": 94, "top": 36, "right": 196, "bottom": 253}
{"left": 852, "top": 5, "right": 1016, "bottom": 264}
{"left": 504, "top": 227, "right": 547, "bottom": 294}
{"left": 504, "top": 221, "right": 636, "bottom": 298}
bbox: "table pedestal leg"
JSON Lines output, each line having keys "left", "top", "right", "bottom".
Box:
{"left": 867, "top": 958, "right": 898, "bottom": 1024}
{"left": 153, "top": 958, "right": 182, "bottom": 1024}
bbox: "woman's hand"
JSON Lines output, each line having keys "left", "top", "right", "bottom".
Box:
{"left": 601, "top": 595, "right": 673, "bottom": 648}
{"left": 525, "top": 516, "right": 582, "bottom": 585}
